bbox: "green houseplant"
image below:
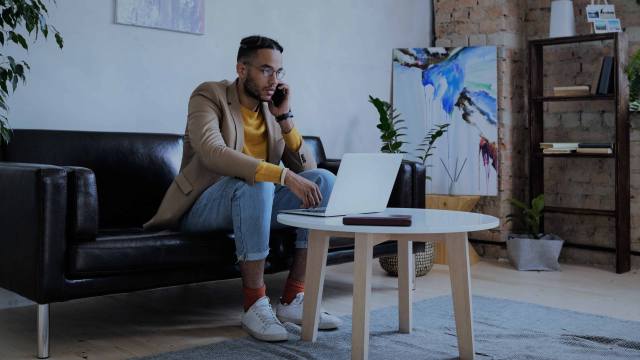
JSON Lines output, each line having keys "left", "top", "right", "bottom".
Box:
{"left": 368, "top": 95, "right": 449, "bottom": 166}
{"left": 0, "top": 0, "right": 63, "bottom": 146}
{"left": 369, "top": 95, "right": 449, "bottom": 277}
{"left": 505, "top": 194, "right": 564, "bottom": 271}
{"left": 506, "top": 194, "right": 544, "bottom": 239}
{"left": 416, "top": 123, "right": 449, "bottom": 181}
{"left": 369, "top": 95, "right": 407, "bottom": 154}
{"left": 626, "top": 48, "right": 640, "bottom": 112}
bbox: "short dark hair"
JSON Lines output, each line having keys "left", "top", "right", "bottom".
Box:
{"left": 237, "top": 35, "right": 283, "bottom": 63}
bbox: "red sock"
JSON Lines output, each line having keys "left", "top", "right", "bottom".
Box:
{"left": 243, "top": 285, "right": 266, "bottom": 312}
{"left": 281, "top": 278, "right": 305, "bottom": 305}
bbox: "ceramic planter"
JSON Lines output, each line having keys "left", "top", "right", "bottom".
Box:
{"left": 506, "top": 234, "right": 564, "bottom": 271}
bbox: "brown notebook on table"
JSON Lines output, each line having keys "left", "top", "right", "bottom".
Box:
{"left": 342, "top": 214, "right": 412, "bottom": 226}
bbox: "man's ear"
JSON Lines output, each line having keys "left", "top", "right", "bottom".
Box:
{"left": 236, "top": 62, "right": 246, "bottom": 79}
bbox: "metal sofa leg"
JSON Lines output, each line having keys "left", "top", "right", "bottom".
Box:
{"left": 37, "top": 304, "right": 49, "bottom": 359}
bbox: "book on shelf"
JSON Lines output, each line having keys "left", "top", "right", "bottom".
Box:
{"left": 596, "top": 56, "right": 614, "bottom": 95}
{"left": 590, "top": 57, "right": 604, "bottom": 95}
{"left": 576, "top": 148, "right": 613, "bottom": 154}
{"left": 540, "top": 142, "right": 613, "bottom": 150}
{"left": 539, "top": 142, "right": 579, "bottom": 149}
{"left": 553, "top": 85, "right": 590, "bottom": 97}
{"left": 578, "top": 143, "right": 613, "bottom": 148}
{"left": 542, "top": 148, "right": 575, "bottom": 154}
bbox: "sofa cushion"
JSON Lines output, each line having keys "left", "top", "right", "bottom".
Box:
{"left": 67, "top": 229, "right": 238, "bottom": 277}
{"left": 66, "top": 228, "right": 302, "bottom": 278}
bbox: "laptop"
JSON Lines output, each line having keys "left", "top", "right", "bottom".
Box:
{"left": 280, "top": 153, "right": 403, "bottom": 217}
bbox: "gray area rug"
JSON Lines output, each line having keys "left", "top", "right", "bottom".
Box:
{"left": 134, "top": 295, "right": 640, "bottom": 360}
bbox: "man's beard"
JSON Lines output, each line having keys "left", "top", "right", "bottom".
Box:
{"left": 243, "top": 76, "right": 264, "bottom": 102}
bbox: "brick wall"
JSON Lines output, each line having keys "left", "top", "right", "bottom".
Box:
{"left": 434, "top": 0, "right": 529, "bottom": 246}
{"left": 434, "top": 0, "right": 640, "bottom": 268}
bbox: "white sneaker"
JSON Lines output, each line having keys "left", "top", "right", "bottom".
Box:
{"left": 276, "top": 292, "right": 342, "bottom": 330}
{"left": 241, "top": 296, "right": 288, "bottom": 342}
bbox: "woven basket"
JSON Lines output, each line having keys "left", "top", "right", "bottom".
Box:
{"left": 379, "top": 241, "right": 435, "bottom": 277}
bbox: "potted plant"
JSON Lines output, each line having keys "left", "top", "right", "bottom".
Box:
{"left": 369, "top": 95, "right": 408, "bottom": 154}
{"left": 368, "top": 95, "right": 449, "bottom": 277}
{"left": 0, "top": 1, "right": 63, "bottom": 146}
{"left": 505, "top": 194, "right": 564, "bottom": 271}
{"left": 626, "top": 48, "right": 640, "bottom": 112}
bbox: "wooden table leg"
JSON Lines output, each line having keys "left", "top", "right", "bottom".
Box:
{"left": 301, "top": 230, "right": 330, "bottom": 342}
{"left": 446, "top": 232, "right": 475, "bottom": 360}
{"left": 426, "top": 195, "right": 482, "bottom": 266}
{"left": 352, "top": 233, "right": 375, "bottom": 360}
{"left": 397, "top": 239, "right": 412, "bottom": 333}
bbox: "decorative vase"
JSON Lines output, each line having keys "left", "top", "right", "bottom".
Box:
{"left": 549, "top": 0, "right": 575, "bottom": 38}
{"left": 448, "top": 181, "right": 457, "bottom": 196}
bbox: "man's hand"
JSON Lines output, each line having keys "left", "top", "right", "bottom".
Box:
{"left": 268, "top": 83, "right": 295, "bottom": 133}
{"left": 284, "top": 171, "right": 322, "bottom": 208}
{"left": 268, "top": 82, "right": 290, "bottom": 117}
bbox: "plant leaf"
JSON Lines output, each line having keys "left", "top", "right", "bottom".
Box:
{"left": 54, "top": 32, "right": 63, "bottom": 48}
{"left": 531, "top": 194, "right": 545, "bottom": 214}
{"left": 509, "top": 198, "right": 528, "bottom": 211}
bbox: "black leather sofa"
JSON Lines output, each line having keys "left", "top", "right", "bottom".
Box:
{"left": 0, "top": 129, "right": 425, "bottom": 358}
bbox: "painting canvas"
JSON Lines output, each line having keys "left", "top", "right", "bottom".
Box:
{"left": 116, "top": 0, "right": 205, "bottom": 35}
{"left": 392, "top": 47, "right": 498, "bottom": 196}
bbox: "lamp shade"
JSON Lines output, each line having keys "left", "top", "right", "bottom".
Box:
{"left": 549, "top": 0, "right": 575, "bottom": 38}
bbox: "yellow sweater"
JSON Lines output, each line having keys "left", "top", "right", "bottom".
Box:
{"left": 240, "top": 106, "right": 302, "bottom": 183}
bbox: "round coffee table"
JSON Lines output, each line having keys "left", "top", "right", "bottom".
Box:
{"left": 277, "top": 207, "right": 499, "bottom": 360}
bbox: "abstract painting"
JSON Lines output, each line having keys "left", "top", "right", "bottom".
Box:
{"left": 116, "top": 0, "right": 205, "bottom": 35}
{"left": 393, "top": 47, "right": 498, "bottom": 196}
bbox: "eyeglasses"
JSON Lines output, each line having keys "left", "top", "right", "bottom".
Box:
{"left": 244, "top": 62, "right": 286, "bottom": 80}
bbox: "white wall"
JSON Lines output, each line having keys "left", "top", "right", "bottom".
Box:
{"left": 6, "top": 0, "right": 431, "bottom": 157}
{"left": 1, "top": 0, "right": 432, "bottom": 308}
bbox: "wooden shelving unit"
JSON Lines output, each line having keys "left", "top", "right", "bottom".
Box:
{"left": 539, "top": 152, "right": 615, "bottom": 158}
{"left": 528, "top": 33, "right": 630, "bottom": 273}
{"left": 532, "top": 94, "right": 616, "bottom": 102}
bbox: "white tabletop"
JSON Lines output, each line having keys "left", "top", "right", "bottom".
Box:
{"left": 277, "top": 208, "right": 499, "bottom": 234}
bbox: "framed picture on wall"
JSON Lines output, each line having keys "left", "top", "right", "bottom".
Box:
{"left": 585, "top": 2, "right": 615, "bottom": 22}
{"left": 115, "top": 0, "right": 205, "bottom": 35}
{"left": 593, "top": 18, "right": 622, "bottom": 33}
{"left": 593, "top": 19, "right": 608, "bottom": 33}
{"left": 392, "top": 47, "right": 499, "bottom": 196}
{"left": 605, "top": 19, "right": 622, "bottom": 32}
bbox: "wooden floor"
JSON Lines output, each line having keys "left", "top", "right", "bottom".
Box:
{"left": 0, "top": 259, "right": 638, "bottom": 359}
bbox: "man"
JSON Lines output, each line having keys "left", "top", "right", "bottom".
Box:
{"left": 143, "top": 35, "right": 340, "bottom": 342}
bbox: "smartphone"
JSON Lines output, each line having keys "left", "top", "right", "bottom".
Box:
{"left": 272, "top": 85, "right": 286, "bottom": 107}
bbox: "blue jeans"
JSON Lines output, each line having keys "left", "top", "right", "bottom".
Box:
{"left": 180, "top": 168, "right": 335, "bottom": 262}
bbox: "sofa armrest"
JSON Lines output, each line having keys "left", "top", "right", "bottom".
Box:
{"left": 389, "top": 160, "right": 426, "bottom": 209}
{"left": 0, "top": 162, "right": 68, "bottom": 303}
{"left": 63, "top": 166, "right": 98, "bottom": 242}
{"left": 318, "top": 158, "right": 340, "bottom": 175}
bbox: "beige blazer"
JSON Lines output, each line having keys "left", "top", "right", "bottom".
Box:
{"left": 143, "top": 79, "right": 317, "bottom": 231}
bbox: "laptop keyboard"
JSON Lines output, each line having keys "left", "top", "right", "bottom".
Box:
{"left": 300, "top": 207, "right": 327, "bottom": 213}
